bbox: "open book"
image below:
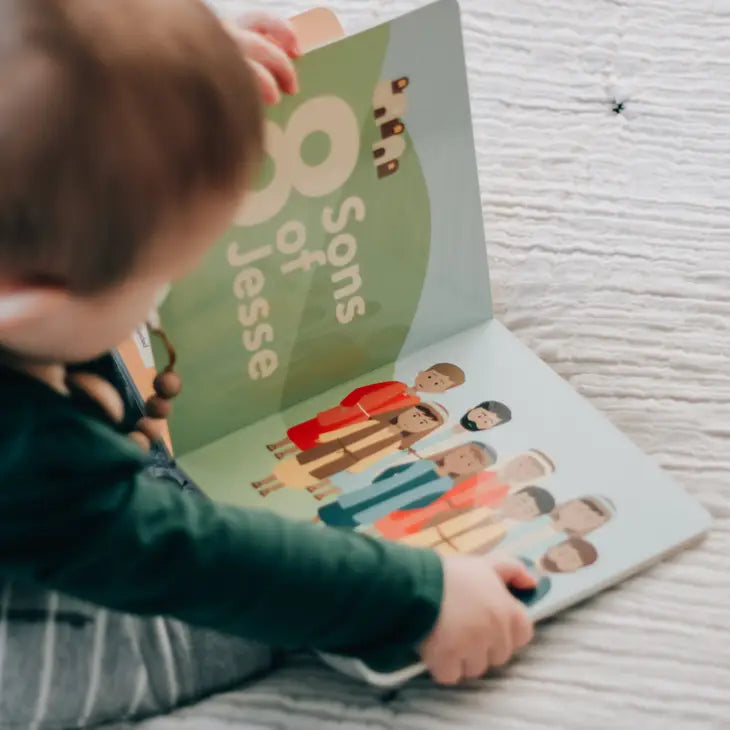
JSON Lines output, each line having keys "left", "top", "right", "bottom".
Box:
{"left": 119, "top": 0, "right": 711, "bottom": 687}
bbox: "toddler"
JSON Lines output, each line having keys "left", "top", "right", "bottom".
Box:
{"left": 0, "top": 1, "right": 534, "bottom": 727}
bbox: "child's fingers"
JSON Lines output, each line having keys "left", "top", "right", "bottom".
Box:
{"left": 462, "top": 650, "right": 489, "bottom": 680}
{"left": 511, "top": 607, "right": 535, "bottom": 650}
{"left": 487, "top": 630, "right": 513, "bottom": 668}
{"left": 247, "top": 59, "right": 281, "bottom": 105}
{"left": 493, "top": 560, "right": 537, "bottom": 590}
{"left": 239, "top": 11, "right": 301, "bottom": 57}
{"left": 242, "top": 31, "right": 298, "bottom": 95}
{"left": 484, "top": 608, "right": 513, "bottom": 668}
{"left": 428, "top": 653, "right": 463, "bottom": 686}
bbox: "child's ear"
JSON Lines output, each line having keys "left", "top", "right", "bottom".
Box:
{"left": 0, "top": 285, "right": 67, "bottom": 333}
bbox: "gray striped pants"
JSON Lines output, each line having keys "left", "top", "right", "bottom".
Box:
{"left": 0, "top": 582, "right": 275, "bottom": 729}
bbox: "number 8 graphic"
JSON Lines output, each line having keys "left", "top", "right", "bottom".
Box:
{"left": 235, "top": 96, "right": 361, "bottom": 227}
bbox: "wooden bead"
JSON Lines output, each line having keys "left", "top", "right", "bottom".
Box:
{"left": 153, "top": 371, "right": 182, "bottom": 399}
{"left": 145, "top": 395, "right": 173, "bottom": 419}
{"left": 135, "top": 417, "right": 165, "bottom": 443}
{"left": 67, "top": 372, "right": 125, "bottom": 424}
{"left": 128, "top": 431, "right": 152, "bottom": 453}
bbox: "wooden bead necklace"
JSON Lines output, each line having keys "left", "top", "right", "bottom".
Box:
{"left": 66, "top": 324, "right": 181, "bottom": 453}
{"left": 129, "top": 325, "right": 182, "bottom": 451}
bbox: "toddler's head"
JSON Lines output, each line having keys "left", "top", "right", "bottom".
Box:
{"left": 0, "top": 0, "right": 263, "bottom": 363}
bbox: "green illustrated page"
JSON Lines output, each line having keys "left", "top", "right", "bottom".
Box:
{"left": 156, "top": 0, "right": 492, "bottom": 455}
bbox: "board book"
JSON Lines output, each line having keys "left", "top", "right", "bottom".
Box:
{"left": 118, "top": 0, "right": 711, "bottom": 687}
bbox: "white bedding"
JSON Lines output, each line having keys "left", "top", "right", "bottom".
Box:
{"left": 135, "top": 1, "right": 730, "bottom": 727}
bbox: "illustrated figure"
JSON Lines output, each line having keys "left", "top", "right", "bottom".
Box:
{"left": 252, "top": 403, "right": 448, "bottom": 499}
{"left": 373, "top": 135, "right": 407, "bottom": 177}
{"left": 460, "top": 401, "right": 512, "bottom": 431}
{"left": 374, "top": 449, "right": 554, "bottom": 540}
{"left": 372, "top": 77, "right": 409, "bottom": 123}
{"left": 513, "top": 537, "right": 599, "bottom": 606}
{"left": 317, "top": 442, "right": 497, "bottom": 529}
{"left": 388, "top": 400, "right": 512, "bottom": 467}
{"left": 498, "top": 496, "right": 615, "bottom": 560}
{"left": 376, "top": 158, "right": 400, "bottom": 179}
{"left": 379, "top": 119, "right": 405, "bottom": 139}
{"left": 372, "top": 77, "right": 409, "bottom": 178}
{"left": 266, "top": 363, "right": 464, "bottom": 459}
{"left": 400, "top": 486, "right": 556, "bottom": 555}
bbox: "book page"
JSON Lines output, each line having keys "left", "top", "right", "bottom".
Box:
{"left": 289, "top": 8, "right": 344, "bottom": 50}
{"left": 178, "top": 319, "right": 709, "bottom": 655}
{"left": 156, "top": 0, "right": 492, "bottom": 455}
{"left": 113, "top": 8, "right": 343, "bottom": 452}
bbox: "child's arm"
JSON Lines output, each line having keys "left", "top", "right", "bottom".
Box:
{"left": 0, "top": 405, "right": 441, "bottom": 656}
{"left": 1, "top": 390, "right": 535, "bottom": 683}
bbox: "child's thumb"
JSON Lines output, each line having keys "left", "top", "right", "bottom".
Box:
{"left": 493, "top": 559, "right": 537, "bottom": 590}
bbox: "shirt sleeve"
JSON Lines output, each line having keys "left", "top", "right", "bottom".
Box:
{"left": 0, "top": 404, "right": 443, "bottom": 657}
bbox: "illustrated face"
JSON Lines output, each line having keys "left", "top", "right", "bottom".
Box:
{"left": 397, "top": 406, "right": 438, "bottom": 433}
{"left": 442, "top": 444, "right": 489, "bottom": 475}
{"left": 553, "top": 500, "right": 609, "bottom": 535}
{"left": 543, "top": 543, "right": 585, "bottom": 573}
{"left": 414, "top": 369, "right": 454, "bottom": 393}
{"left": 501, "top": 492, "right": 541, "bottom": 521}
{"left": 467, "top": 407, "right": 500, "bottom": 431}
{"left": 499, "top": 454, "right": 546, "bottom": 485}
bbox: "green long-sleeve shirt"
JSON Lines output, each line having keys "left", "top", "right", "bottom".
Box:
{"left": 0, "top": 364, "right": 443, "bottom": 660}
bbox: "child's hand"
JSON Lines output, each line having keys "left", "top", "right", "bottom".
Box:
{"left": 226, "top": 11, "right": 301, "bottom": 105}
{"left": 420, "top": 555, "right": 535, "bottom": 684}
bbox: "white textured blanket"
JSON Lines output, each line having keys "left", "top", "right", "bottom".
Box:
{"left": 137, "top": 1, "right": 730, "bottom": 727}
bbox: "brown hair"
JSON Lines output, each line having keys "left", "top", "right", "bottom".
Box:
{"left": 372, "top": 402, "right": 445, "bottom": 450}
{"left": 529, "top": 449, "right": 556, "bottom": 474}
{"left": 0, "top": 0, "right": 263, "bottom": 293}
{"left": 580, "top": 497, "right": 613, "bottom": 520}
{"left": 542, "top": 537, "right": 598, "bottom": 573}
{"left": 427, "top": 441, "right": 497, "bottom": 476}
{"left": 429, "top": 363, "right": 466, "bottom": 388}
{"left": 514, "top": 485, "right": 555, "bottom": 515}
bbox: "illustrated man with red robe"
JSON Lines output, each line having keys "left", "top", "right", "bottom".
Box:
{"left": 266, "top": 363, "right": 465, "bottom": 459}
